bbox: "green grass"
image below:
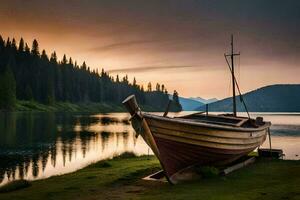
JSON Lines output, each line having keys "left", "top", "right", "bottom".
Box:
{"left": 0, "top": 157, "right": 299, "bottom": 200}
{"left": 0, "top": 180, "right": 31, "bottom": 193}
{"left": 15, "top": 100, "right": 125, "bottom": 112}
{"left": 196, "top": 166, "right": 219, "bottom": 178}
{"left": 14, "top": 100, "right": 166, "bottom": 113}
{"left": 142, "top": 159, "right": 300, "bottom": 200}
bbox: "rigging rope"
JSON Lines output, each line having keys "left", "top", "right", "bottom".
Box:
{"left": 227, "top": 65, "right": 231, "bottom": 99}
{"left": 238, "top": 52, "right": 241, "bottom": 84}
{"left": 224, "top": 55, "right": 251, "bottom": 119}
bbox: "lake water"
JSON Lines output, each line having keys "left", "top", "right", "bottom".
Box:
{"left": 0, "top": 112, "right": 299, "bottom": 186}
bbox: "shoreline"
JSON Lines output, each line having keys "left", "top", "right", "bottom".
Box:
{"left": 0, "top": 101, "right": 298, "bottom": 114}
{"left": 2, "top": 101, "right": 299, "bottom": 113}
{"left": 1, "top": 100, "right": 169, "bottom": 113}
{"left": 15, "top": 101, "right": 125, "bottom": 113}
{"left": 0, "top": 155, "right": 299, "bottom": 200}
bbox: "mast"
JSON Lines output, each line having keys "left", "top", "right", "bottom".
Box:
{"left": 224, "top": 35, "right": 250, "bottom": 119}
{"left": 225, "top": 35, "right": 240, "bottom": 117}
{"left": 231, "top": 35, "right": 237, "bottom": 116}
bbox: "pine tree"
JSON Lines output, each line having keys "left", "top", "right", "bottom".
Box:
{"left": 41, "top": 50, "right": 48, "bottom": 61}
{"left": 25, "top": 85, "right": 33, "bottom": 101}
{"left": 147, "top": 82, "right": 152, "bottom": 92}
{"left": 133, "top": 77, "right": 137, "bottom": 87}
{"left": 161, "top": 84, "right": 165, "bottom": 92}
{"left": 12, "top": 38, "right": 17, "bottom": 50}
{"left": 46, "top": 79, "right": 55, "bottom": 105}
{"left": 0, "top": 64, "right": 16, "bottom": 110}
{"left": 173, "top": 90, "right": 179, "bottom": 104}
{"left": 122, "top": 75, "right": 128, "bottom": 84}
{"left": 62, "top": 54, "right": 67, "bottom": 64}
{"left": 82, "top": 62, "right": 87, "bottom": 70}
{"left": 31, "top": 39, "right": 40, "bottom": 56}
{"left": 156, "top": 83, "right": 160, "bottom": 91}
{"left": 74, "top": 61, "right": 78, "bottom": 68}
{"left": 50, "top": 52, "right": 57, "bottom": 63}
{"left": 0, "top": 35, "right": 4, "bottom": 48}
{"left": 172, "top": 90, "right": 182, "bottom": 111}
{"left": 68, "top": 57, "right": 73, "bottom": 65}
{"left": 6, "top": 37, "right": 11, "bottom": 47}
{"left": 25, "top": 43, "right": 30, "bottom": 53}
{"left": 18, "top": 38, "right": 25, "bottom": 52}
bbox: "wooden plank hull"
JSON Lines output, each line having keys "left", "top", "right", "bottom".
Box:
{"left": 153, "top": 136, "right": 253, "bottom": 180}
{"left": 142, "top": 114, "right": 269, "bottom": 183}
{"left": 122, "top": 95, "right": 271, "bottom": 184}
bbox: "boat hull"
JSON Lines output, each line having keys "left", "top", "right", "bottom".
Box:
{"left": 122, "top": 95, "right": 271, "bottom": 184}
{"left": 143, "top": 114, "right": 269, "bottom": 182}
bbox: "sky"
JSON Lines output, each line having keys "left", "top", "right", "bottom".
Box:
{"left": 0, "top": 0, "right": 299, "bottom": 99}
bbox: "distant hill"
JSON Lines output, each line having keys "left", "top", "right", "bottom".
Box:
{"left": 179, "top": 97, "right": 204, "bottom": 111}
{"left": 196, "top": 84, "right": 300, "bottom": 112}
{"left": 169, "top": 95, "right": 204, "bottom": 111}
{"left": 190, "top": 97, "right": 218, "bottom": 104}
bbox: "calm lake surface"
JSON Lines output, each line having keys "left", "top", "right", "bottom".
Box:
{"left": 0, "top": 112, "right": 300, "bottom": 186}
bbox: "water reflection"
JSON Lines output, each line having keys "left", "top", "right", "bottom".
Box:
{"left": 0, "top": 112, "right": 150, "bottom": 186}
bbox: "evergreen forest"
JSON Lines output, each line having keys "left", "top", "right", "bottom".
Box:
{"left": 0, "top": 35, "right": 182, "bottom": 111}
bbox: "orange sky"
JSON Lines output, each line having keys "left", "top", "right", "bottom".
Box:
{"left": 1, "top": 0, "right": 299, "bottom": 99}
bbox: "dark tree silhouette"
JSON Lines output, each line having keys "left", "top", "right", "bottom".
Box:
{"left": 24, "top": 85, "right": 33, "bottom": 101}
{"left": 0, "top": 35, "right": 182, "bottom": 111}
{"left": 0, "top": 64, "right": 16, "bottom": 110}
{"left": 171, "top": 90, "right": 182, "bottom": 112}
{"left": 18, "top": 38, "right": 24, "bottom": 52}
{"left": 147, "top": 82, "right": 152, "bottom": 92}
{"left": 31, "top": 39, "right": 40, "bottom": 56}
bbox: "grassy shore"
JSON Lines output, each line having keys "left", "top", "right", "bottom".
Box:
{"left": 14, "top": 101, "right": 162, "bottom": 113}
{"left": 0, "top": 155, "right": 299, "bottom": 200}
{"left": 15, "top": 100, "right": 126, "bottom": 112}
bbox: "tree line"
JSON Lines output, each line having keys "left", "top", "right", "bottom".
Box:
{"left": 0, "top": 35, "right": 182, "bottom": 111}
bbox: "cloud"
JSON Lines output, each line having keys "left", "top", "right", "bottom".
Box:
{"left": 90, "top": 40, "right": 160, "bottom": 52}
{"left": 107, "top": 65, "right": 200, "bottom": 73}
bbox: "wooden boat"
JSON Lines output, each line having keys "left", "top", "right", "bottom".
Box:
{"left": 122, "top": 36, "right": 271, "bottom": 184}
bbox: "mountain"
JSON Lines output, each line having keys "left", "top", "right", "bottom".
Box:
{"left": 190, "top": 97, "right": 218, "bottom": 104}
{"left": 196, "top": 84, "right": 300, "bottom": 112}
{"left": 178, "top": 96, "right": 205, "bottom": 111}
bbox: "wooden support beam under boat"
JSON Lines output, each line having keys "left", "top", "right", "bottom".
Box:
{"left": 222, "top": 156, "right": 256, "bottom": 175}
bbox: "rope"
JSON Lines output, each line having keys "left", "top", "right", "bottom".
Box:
{"left": 228, "top": 71, "right": 231, "bottom": 98}
{"left": 238, "top": 53, "right": 241, "bottom": 84}
{"left": 224, "top": 54, "right": 251, "bottom": 119}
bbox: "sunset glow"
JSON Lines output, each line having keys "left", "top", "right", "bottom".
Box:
{"left": 1, "top": 0, "right": 299, "bottom": 98}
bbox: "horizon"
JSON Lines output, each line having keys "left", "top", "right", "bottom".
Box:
{"left": 1, "top": 0, "right": 300, "bottom": 99}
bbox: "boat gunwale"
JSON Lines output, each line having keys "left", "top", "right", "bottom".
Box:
{"left": 150, "top": 126, "right": 266, "bottom": 144}
{"left": 149, "top": 123, "right": 266, "bottom": 139}
{"left": 143, "top": 113, "right": 271, "bottom": 132}
{"left": 152, "top": 132, "right": 265, "bottom": 148}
